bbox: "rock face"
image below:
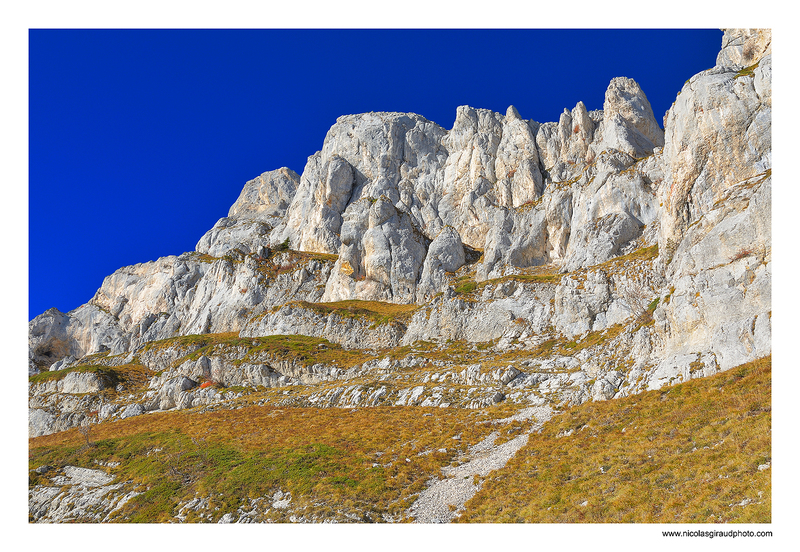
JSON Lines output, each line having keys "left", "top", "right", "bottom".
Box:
{"left": 29, "top": 306, "right": 127, "bottom": 374}
{"left": 240, "top": 302, "right": 409, "bottom": 350}
{"left": 716, "top": 28, "right": 771, "bottom": 68}
{"left": 649, "top": 28, "right": 772, "bottom": 388}
{"left": 29, "top": 465, "right": 139, "bottom": 523}
{"left": 197, "top": 168, "right": 300, "bottom": 257}
{"left": 595, "top": 77, "right": 665, "bottom": 158}
{"left": 660, "top": 44, "right": 771, "bottom": 254}
{"left": 29, "top": 250, "right": 336, "bottom": 373}
{"left": 30, "top": 30, "right": 770, "bottom": 440}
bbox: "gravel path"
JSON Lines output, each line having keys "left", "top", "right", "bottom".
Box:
{"left": 406, "top": 406, "right": 553, "bottom": 523}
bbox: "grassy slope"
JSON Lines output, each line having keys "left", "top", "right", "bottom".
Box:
{"left": 29, "top": 402, "right": 518, "bottom": 522}
{"left": 459, "top": 356, "right": 771, "bottom": 523}
{"left": 29, "top": 356, "right": 770, "bottom": 523}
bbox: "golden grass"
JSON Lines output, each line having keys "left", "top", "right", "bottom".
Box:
{"left": 29, "top": 354, "right": 771, "bottom": 523}
{"left": 291, "top": 300, "right": 419, "bottom": 327}
{"left": 383, "top": 323, "right": 625, "bottom": 369}
{"left": 254, "top": 249, "right": 339, "bottom": 280}
{"left": 589, "top": 244, "right": 659, "bottom": 273}
{"left": 454, "top": 265, "right": 562, "bottom": 296}
{"left": 735, "top": 63, "right": 759, "bottom": 79}
{"left": 453, "top": 245, "right": 658, "bottom": 299}
{"left": 459, "top": 356, "right": 771, "bottom": 523}
{"left": 483, "top": 272, "right": 563, "bottom": 287}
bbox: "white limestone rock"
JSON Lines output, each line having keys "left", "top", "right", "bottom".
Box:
{"left": 647, "top": 352, "right": 719, "bottom": 391}
{"left": 196, "top": 218, "right": 273, "bottom": 258}
{"left": 564, "top": 212, "right": 642, "bottom": 273}
{"left": 228, "top": 167, "right": 299, "bottom": 220}
{"left": 322, "top": 196, "right": 428, "bottom": 303}
{"left": 153, "top": 376, "right": 198, "bottom": 411}
{"left": 240, "top": 302, "right": 408, "bottom": 350}
{"left": 55, "top": 465, "right": 116, "bottom": 488}
{"left": 119, "top": 403, "right": 144, "bottom": 419}
{"left": 553, "top": 271, "right": 612, "bottom": 337}
{"left": 654, "top": 154, "right": 770, "bottom": 374}
{"left": 27, "top": 30, "right": 771, "bottom": 426}
{"left": 29, "top": 408, "right": 56, "bottom": 438}
{"left": 49, "top": 355, "right": 76, "bottom": 372}
{"left": 59, "top": 371, "right": 106, "bottom": 394}
{"left": 29, "top": 466, "right": 137, "bottom": 523}
{"left": 438, "top": 106, "right": 505, "bottom": 248}
{"left": 477, "top": 206, "right": 549, "bottom": 281}
{"left": 90, "top": 254, "right": 207, "bottom": 337}
{"left": 196, "top": 168, "right": 300, "bottom": 257}
{"left": 591, "top": 77, "right": 664, "bottom": 159}
{"left": 415, "top": 226, "right": 466, "bottom": 302}
{"left": 659, "top": 52, "right": 771, "bottom": 252}
{"left": 536, "top": 101, "right": 595, "bottom": 181}
{"left": 561, "top": 151, "right": 661, "bottom": 272}
{"left": 271, "top": 112, "right": 448, "bottom": 253}
{"left": 716, "top": 28, "right": 771, "bottom": 69}
{"left": 87, "top": 250, "right": 333, "bottom": 352}
{"left": 493, "top": 105, "right": 544, "bottom": 208}
{"left": 28, "top": 305, "right": 127, "bottom": 373}
{"left": 29, "top": 308, "right": 74, "bottom": 369}
{"left": 278, "top": 154, "right": 355, "bottom": 253}
{"left": 403, "top": 281, "right": 555, "bottom": 344}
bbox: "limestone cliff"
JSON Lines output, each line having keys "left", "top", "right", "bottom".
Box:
{"left": 29, "top": 29, "right": 771, "bottom": 440}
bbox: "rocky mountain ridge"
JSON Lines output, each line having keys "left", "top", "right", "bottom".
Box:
{"left": 29, "top": 28, "right": 771, "bottom": 449}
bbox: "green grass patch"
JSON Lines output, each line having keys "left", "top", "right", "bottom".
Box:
{"left": 483, "top": 272, "right": 563, "bottom": 286}
{"left": 603, "top": 244, "right": 658, "bottom": 266}
{"left": 454, "top": 280, "right": 478, "bottom": 294}
{"left": 454, "top": 266, "right": 562, "bottom": 296}
{"left": 735, "top": 63, "right": 759, "bottom": 79}
{"left": 29, "top": 364, "right": 120, "bottom": 385}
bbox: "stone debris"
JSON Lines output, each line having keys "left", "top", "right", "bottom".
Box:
{"left": 407, "top": 406, "right": 552, "bottom": 523}
{"left": 29, "top": 465, "right": 140, "bottom": 523}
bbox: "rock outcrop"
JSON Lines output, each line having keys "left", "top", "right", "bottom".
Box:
{"left": 29, "top": 29, "right": 770, "bottom": 441}
{"left": 197, "top": 167, "right": 300, "bottom": 257}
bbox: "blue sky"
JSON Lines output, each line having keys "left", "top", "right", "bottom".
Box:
{"left": 28, "top": 29, "right": 723, "bottom": 319}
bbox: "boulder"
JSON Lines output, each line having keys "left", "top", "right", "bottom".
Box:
{"left": 119, "top": 403, "right": 144, "bottom": 419}
{"left": 59, "top": 371, "right": 106, "bottom": 394}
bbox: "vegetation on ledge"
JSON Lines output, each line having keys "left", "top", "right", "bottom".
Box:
{"left": 291, "top": 299, "right": 419, "bottom": 327}
{"left": 142, "top": 332, "right": 375, "bottom": 370}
